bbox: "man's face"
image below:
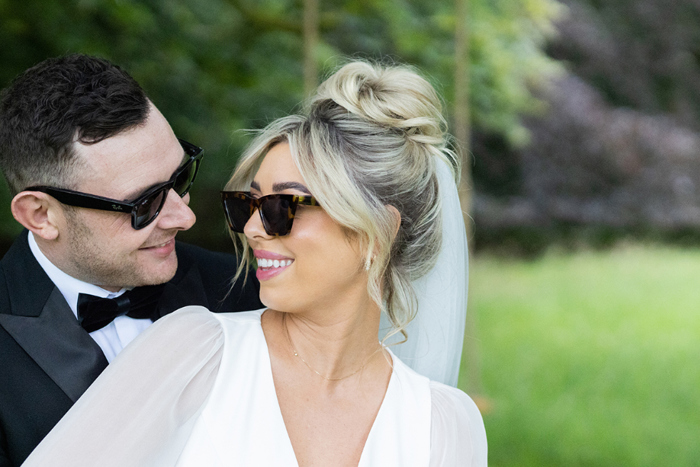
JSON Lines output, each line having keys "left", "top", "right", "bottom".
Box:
{"left": 47, "top": 103, "right": 196, "bottom": 291}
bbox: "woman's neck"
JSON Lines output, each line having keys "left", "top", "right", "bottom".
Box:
{"left": 267, "top": 296, "right": 386, "bottom": 384}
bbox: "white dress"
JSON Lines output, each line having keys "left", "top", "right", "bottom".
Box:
{"left": 23, "top": 307, "right": 487, "bottom": 467}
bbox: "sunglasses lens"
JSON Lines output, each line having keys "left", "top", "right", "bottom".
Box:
{"left": 133, "top": 189, "right": 166, "bottom": 229}
{"left": 223, "top": 194, "right": 254, "bottom": 233}
{"left": 173, "top": 158, "right": 199, "bottom": 196}
{"left": 221, "top": 193, "right": 305, "bottom": 236}
{"left": 260, "top": 196, "right": 294, "bottom": 236}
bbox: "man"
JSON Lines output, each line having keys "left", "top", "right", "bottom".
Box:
{"left": 0, "top": 54, "right": 261, "bottom": 466}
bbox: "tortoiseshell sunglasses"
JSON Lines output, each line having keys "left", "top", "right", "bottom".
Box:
{"left": 221, "top": 191, "right": 320, "bottom": 236}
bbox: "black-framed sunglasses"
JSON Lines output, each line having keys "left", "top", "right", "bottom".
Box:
{"left": 26, "top": 139, "right": 203, "bottom": 230}
{"left": 221, "top": 191, "right": 320, "bottom": 236}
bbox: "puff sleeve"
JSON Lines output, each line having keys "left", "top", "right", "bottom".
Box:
{"left": 23, "top": 306, "right": 224, "bottom": 467}
{"left": 429, "top": 382, "right": 488, "bottom": 466}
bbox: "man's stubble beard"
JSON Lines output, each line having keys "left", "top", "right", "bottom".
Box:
{"left": 64, "top": 210, "right": 177, "bottom": 288}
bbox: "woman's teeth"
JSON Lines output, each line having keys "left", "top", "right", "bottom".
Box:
{"left": 257, "top": 258, "right": 293, "bottom": 269}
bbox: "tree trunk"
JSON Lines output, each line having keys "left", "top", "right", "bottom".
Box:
{"left": 455, "top": 0, "right": 486, "bottom": 406}
{"left": 454, "top": 0, "right": 471, "bottom": 215}
{"left": 303, "top": 0, "right": 319, "bottom": 96}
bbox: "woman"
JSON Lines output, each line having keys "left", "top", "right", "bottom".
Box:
{"left": 23, "top": 61, "right": 486, "bottom": 466}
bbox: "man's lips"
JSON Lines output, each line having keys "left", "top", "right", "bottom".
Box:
{"left": 140, "top": 238, "right": 175, "bottom": 250}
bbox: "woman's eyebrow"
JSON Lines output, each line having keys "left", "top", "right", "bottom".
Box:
{"left": 250, "top": 180, "right": 261, "bottom": 192}
{"left": 272, "top": 181, "right": 312, "bottom": 194}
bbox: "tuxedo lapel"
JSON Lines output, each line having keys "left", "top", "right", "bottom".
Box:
{"left": 0, "top": 288, "right": 107, "bottom": 402}
{"left": 0, "top": 231, "right": 108, "bottom": 402}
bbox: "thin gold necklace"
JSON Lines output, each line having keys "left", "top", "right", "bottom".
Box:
{"left": 283, "top": 314, "right": 383, "bottom": 382}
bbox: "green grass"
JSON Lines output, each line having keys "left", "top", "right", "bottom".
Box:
{"left": 459, "top": 245, "right": 700, "bottom": 466}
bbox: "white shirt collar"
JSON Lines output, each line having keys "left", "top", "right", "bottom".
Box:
{"left": 28, "top": 231, "right": 127, "bottom": 319}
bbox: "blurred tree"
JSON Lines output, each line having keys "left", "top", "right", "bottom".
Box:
{"left": 0, "top": 0, "right": 564, "bottom": 251}
{"left": 550, "top": 0, "right": 700, "bottom": 130}
{"left": 303, "top": 0, "right": 319, "bottom": 96}
{"left": 472, "top": 0, "right": 700, "bottom": 250}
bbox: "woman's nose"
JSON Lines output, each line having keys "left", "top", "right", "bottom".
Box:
{"left": 243, "top": 208, "right": 271, "bottom": 240}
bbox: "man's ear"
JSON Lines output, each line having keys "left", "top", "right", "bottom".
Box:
{"left": 11, "top": 192, "right": 60, "bottom": 240}
{"left": 387, "top": 205, "right": 401, "bottom": 241}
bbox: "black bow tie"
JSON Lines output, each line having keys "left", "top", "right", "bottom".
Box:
{"left": 77, "top": 284, "right": 166, "bottom": 333}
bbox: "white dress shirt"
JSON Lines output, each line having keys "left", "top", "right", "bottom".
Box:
{"left": 28, "top": 232, "right": 153, "bottom": 362}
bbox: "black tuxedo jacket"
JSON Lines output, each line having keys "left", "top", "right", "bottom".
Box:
{"left": 0, "top": 231, "right": 262, "bottom": 466}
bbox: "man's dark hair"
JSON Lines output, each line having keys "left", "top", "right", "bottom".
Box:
{"left": 0, "top": 54, "right": 150, "bottom": 195}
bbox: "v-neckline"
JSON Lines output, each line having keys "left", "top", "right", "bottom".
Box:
{"left": 258, "top": 312, "right": 397, "bottom": 466}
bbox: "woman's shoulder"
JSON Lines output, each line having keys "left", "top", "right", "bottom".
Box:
{"left": 211, "top": 307, "right": 267, "bottom": 324}
{"left": 429, "top": 381, "right": 484, "bottom": 423}
{"left": 208, "top": 308, "right": 268, "bottom": 337}
{"left": 384, "top": 353, "right": 487, "bottom": 465}
{"left": 159, "top": 306, "right": 266, "bottom": 327}
{"left": 429, "top": 381, "right": 488, "bottom": 466}
{"left": 388, "top": 353, "right": 484, "bottom": 426}
{"left": 145, "top": 307, "right": 267, "bottom": 349}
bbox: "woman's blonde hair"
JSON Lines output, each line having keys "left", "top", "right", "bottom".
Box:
{"left": 226, "top": 61, "right": 459, "bottom": 341}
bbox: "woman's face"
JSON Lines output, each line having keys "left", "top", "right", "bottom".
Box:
{"left": 244, "top": 143, "right": 368, "bottom": 316}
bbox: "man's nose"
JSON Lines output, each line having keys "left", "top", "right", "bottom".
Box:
{"left": 155, "top": 189, "right": 196, "bottom": 231}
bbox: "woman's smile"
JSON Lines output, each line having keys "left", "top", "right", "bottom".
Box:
{"left": 254, "top": 249, "right": 294, "bottom": 281}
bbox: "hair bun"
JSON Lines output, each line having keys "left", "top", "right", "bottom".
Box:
{"left": 310, "top": 61, "right": 447, "bottom": 147}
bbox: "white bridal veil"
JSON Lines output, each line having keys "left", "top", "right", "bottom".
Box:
{"left": 380, "top": 157, "right": 469, "bottom": 387}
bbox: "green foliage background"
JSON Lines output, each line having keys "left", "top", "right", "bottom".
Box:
{"left": 0, "top": 0, "right": 562, "bottom": 250}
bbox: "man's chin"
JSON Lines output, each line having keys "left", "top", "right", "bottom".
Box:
{"left": 130, "top": 254, "right": 179, "bottom": 287}
{"left": 146, "top": 259, "right": 179, "bottom": 286}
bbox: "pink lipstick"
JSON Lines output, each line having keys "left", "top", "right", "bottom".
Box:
{"left": 253, "top": 250, "right": 294, "bottom": 281}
